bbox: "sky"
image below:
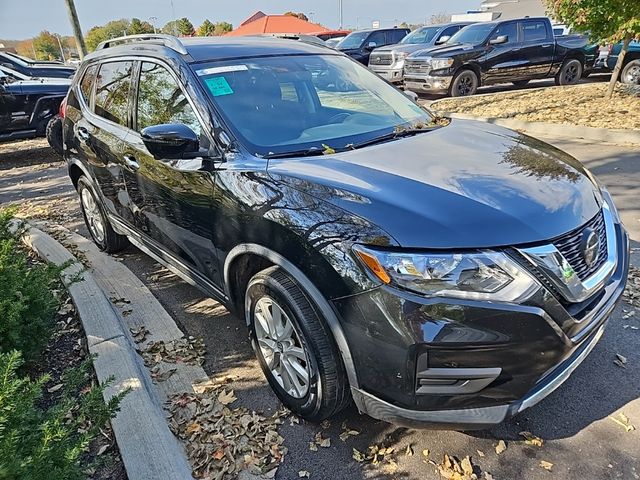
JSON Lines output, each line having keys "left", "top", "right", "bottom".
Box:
{"left": 0, "top": 0, "right": 481, "bottom": 40}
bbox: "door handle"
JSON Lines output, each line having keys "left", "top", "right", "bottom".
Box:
{"left": 123, "top": 155, "right": 140, "bottom": 171}
{"left": 541, "top": 44, "right": 552, "bottom": 48}
{"left": 77, "top": 126, "right": 90, "bottom": 141}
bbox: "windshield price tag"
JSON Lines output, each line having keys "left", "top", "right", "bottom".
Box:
{"left": 204, "top": 76, "right": 234, "bottom": 97}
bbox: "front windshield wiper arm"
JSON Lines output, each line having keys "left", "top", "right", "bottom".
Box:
{"left": 262, "top": 147, "right": 328, "bottom": 160}
{"left": 350, "top": 125, "right": 439, "bottom": 150}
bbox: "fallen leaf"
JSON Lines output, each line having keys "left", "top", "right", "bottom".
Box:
{"left": 47, "top": 384, "right": 63, "bottom": 393}
{"left": 309, "top": 442, "right": 318, "bottom": 452}
{"left": 96, "top": 444, "right": 108, "bottom": 456}
{"left": 461, "top": 456, "right": 474, "bottom": 475}
{"left": 422, "top": 449, "right": 430, "bottom": 458}
{"left": 405, "top": 444, "right": 414, "bottom": 456}
{"left": 476, "top": 450, "right": 485, "bottom": 458}
{"left": 609, "top": 413, "right": 636, "bottom": 432}
{"left": 495, "top": 440, "right": 507, "bottom": 455}
{"left": 298, "top": 470, "right": 310, "bottom": 478}
{"left": 519, "top": 431, "right": 544, "bottom": 447}
{"left": 217, "top": 389, "right": 236, "bottom": 405}
{"left": 540, "top": 460, "right": 554, "bottom": 471}
{"left": 353, "top": 448, "right": 365, "bottom": 462}
{"left": 212, "top": 449, "right": 224, "bottom": 460}
{"left": 614, "top": 353, "right": 628, "bottom": 368}
{"left": 483, "top": 473, "right": 495, "bottom": 480}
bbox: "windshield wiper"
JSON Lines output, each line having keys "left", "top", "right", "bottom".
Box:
{"left": 350, "top": 126, "right": 438, "bottom": 150}
{"left": 263, "top": 147, "right": 327, "bottom": 160}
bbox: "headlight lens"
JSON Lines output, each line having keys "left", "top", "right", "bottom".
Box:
{"left": 429, "top": 58, "right": 454, "bottom": 70}
{"left": 353, "top": 246, "right": 538, "bottom": 301}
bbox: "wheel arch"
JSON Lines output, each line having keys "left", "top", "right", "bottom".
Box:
{"left": 224, "top": 242, "right": 360, "bottom": 389}
{"left": 67, "top": 158, "right": 92, "bottom": 190}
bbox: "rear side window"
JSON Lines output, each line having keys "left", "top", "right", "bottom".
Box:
{"left": 523, "top": 20, "right": 548, "bottom": 42}
{"left": 94, "top": 61, "right": 133, "bottom": 126}
{"left": 79, "top": 64, "right": 97, "bottom": 104}
{"left": 136, "top": 62, "right": 201, "bottom": 136}
{"left": 390, "top": 29, "right": 408, "bottom": 44}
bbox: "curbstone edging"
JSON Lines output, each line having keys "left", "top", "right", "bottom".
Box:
{"left": 16, "top": 221, "right": 194, "bottom": 480}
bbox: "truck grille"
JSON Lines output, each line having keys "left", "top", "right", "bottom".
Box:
{"left": 369, "top": 52, "right": 393, "bottom": 66}
{"left": 553, "top": 210, "right": 607, "bottom": 280}
{"left": 404, "top": 60, "right": 431, "bottom": 75}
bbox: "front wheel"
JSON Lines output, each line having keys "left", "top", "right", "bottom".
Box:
{"left": 555, "top": 59, "right": 583, "bottom": 85}
{"left": 621, "top": 60, "right": 640, "bottom": 85}
{"left": 449, "top": 69, "right": 479, "bottom": 97}
{"left": 245, "top": 266, "right": 350, "bottom": 422}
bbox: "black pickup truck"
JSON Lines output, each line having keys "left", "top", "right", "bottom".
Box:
{"left": 0, "top": 51, "right": 75, "bottom": 79}
{"left": 404, "top": 17, "right": 597, "bottom": 96}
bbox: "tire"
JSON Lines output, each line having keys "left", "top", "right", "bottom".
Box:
{"left": 449, "top": 69, "right": 479, "bottom": 97}
{"left": 555, "top": 58, "right": 583, "bottom": 85}
{"left": 620, "top": 59, "right": 640, "bottom": 85}
{"left": 46, "top": 115, "right": 63, "bottom": 156}
{"left": 77, "top": 176, "right": 129, "bottom": 253}
{"left": 245, "top": 266, "right": 350, "bottom": 422}
{"left": 512, "top": 79, "right": 530, "bottom": 87}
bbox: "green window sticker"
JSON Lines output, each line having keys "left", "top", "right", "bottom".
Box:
{"left": 204, "top": 76, "right": 234, "bottom": 97}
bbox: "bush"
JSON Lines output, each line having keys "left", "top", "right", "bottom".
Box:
{"left": 0, "top": 351, "right": 125, "bottom": 480}
{"left": 0, "top": 210, "right": 61, "bottom": 363}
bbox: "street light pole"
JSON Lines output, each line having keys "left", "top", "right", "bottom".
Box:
{"left": 149, "top": 16, "right": 158, "bottom": 33}
{"left": 339, "top": 0, "right": 343, "bottom": 29}
{"left": 63, "top": 0, "right": 87, "bottom": 58}
{"left": 55, "top": 34, "right": 66, "bottom": 63}
{"left": 170, "top": 0, "right": 178, "bottom": 36}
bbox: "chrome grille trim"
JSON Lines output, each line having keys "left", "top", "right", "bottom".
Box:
{"left": 516, "top": 202, "right": 617, "bottom": 304}
{"left": 554, "top": 210, "right": 607, "bottom": 279}
{"left": 369, "top": 52, "right": 394, "bottom": 66}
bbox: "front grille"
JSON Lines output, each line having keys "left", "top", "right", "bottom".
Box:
{"left": 553, "top": 210, "right": 607, "bottom": 280}
{"left": 370, "top": 52, "right": 393, "bottom": 66}
{"left": 404, "top": 60, "right": 431, "bottom": 75}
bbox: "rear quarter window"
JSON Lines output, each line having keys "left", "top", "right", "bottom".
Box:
{"left": 94, "top": 61, "right": 134, "bottom": 126}
{"left": 78, "top": 64, "right": 97, "bottom": 105}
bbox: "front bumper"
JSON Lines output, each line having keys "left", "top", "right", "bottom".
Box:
{"left": 370, "top": 65, "right": 405, "bottom": 83}
{"left": 333, "top": 223, "right": 629, "bottom": 428}
{"left": 404, "top": 74, "right": 453, "bottom": 94}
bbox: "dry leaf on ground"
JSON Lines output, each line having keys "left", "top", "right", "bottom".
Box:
{"left": 540, "top": 460, "right": 554, "bottom": 471}
{"left": 609, "top": 412, "right": 636, "bottom": 432}
{"left": 495, "top": 440, "right": 507, "bottom": 455}
{"left": 519, "top": 431, "right": 544, "bottom": 447}
{"left": 614, "top": 353, "right": 628, "bottom": 368}
{"left": 436, "top": 454, "right": 478, "bottom": 480}
{"left": 137, "top": 336, "right": 206, "bottom": 367}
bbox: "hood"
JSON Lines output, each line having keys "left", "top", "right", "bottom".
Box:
{"left": 409, "top": 43, "right": 477, "bottom": 59}
{"left": 373, "top": 43, "right": 433, "bottom": 54}
{"left": 3, "top": 78, "right": 71, "bottom": 94}
{"left": 266, "top": 119, "right": 602, "bottom": 249}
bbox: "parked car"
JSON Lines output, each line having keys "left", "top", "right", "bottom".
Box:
{"left": 368, "top": 22, "right": 474, "bottom": 84}
{"left": 325, "top": 37, "right": 346, "bottom": 49}
{"left": 0, "top": 51, "right": 76, "bottom": 79}
{"left": 62, "top": 34, "right": 628, "bottom": 428}
{"left": 314, "top": 30, "right": 351, "bottom": 42}
{"left": 337, "top": 27, "right": 410, "bottom": 64}
{"left": 604, "top": 41, "right": 640, "bottom": 84}
{"left": 0, "top": 65, "right": 69, "bottom": 150}
{"left": 404, "top": 17, "right": 596, "bottom": 96}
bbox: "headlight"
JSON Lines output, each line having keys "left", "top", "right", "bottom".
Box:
{"left": 353, "top": 245, "right": 539, "bottom": 301}
{"left": 429, "top": 58, "right": 454, "bottom": 70}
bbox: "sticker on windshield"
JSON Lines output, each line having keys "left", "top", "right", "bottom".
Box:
{"left": 196, "top": 65, "right": 248, "bottom": 76}
{"left": 204, "top": 76, "right": 234, "bottom": 97}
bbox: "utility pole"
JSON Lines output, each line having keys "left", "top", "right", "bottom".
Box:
{"left": 170, "top": 0, "right": 178, "bottom": 36}
{"left": 63, "top": 0, "right": 87, "bottom": 58}
{"left": 150, "top": 16, "right": 158, "bottom": 33}
{"left": 55, "top": 34, "right": 66, "bottom": 63}
{"left": 339, "top": 0, "right": 343, "bottom": 29}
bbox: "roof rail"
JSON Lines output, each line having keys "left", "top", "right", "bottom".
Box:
{"left": 96, "top": 34, "right": 188, "bottom": 55}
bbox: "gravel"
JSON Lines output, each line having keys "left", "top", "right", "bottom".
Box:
{"left": 432, "top": 83, "right": 640, "bottom": 130}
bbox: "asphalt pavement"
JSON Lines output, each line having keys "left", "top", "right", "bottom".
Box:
{"left": 0, "top": 133, "right": 638, "bottom": 480}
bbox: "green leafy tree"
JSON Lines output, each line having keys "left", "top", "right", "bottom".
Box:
{"left": 198, "top": 19, "right": 216, "bottom": 36}
{"left": 284, "top": 11, "right": 309, "bottom": 22}
{"left": 176, "top": 17, "right": 196, "bottom": 36}
{"left": 32, "top": 31, "right": 60, "bottom": 61}
{"left": 545, "top": 0, "right": 640, "bottom": 98}
{"left": 85, "top": 19, "right": 130, "bottom": 51}
{"left": 128, "top": 17, "right": 155, "bottom": 35}
{"left": 213, "top": 21, "right": 233, "bottom": 36}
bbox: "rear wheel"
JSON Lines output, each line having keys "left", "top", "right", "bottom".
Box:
{"left": 555, "top": 59, "right": 583, "bottom": 85}
{"left": 46, "top": 115, "right": 63, "bottom": 156}
{"left": 245, "top": 266, "right": 350, "bottom": 422}
{"left": 621, "top": 60, "right": 640, "bottom": 85}
{"left": 450, "top": 69, "right": 479, "bottom": 97}
{"left": 512, "top": 79, "right": 530, "bottom": 88}
{"left": 77, "top": 176, "right": 129, "bottom": 253}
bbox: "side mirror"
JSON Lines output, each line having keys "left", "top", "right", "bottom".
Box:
{"left": 404, "top": 90, "right": 419, "bottom": 102}
{"left": 366, "top": 41, "right": 377, "bottom": 50}
{"left": 435, "top": 35, "right": 450, "bottom": 45}
{"left": 141, "top": 123, "right": 199, "bottom": 160}
{"left": 489, "top": 35, "right": 508, "bottom": 45}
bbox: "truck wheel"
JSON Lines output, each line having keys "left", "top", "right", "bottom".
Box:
{"left": 46, "top": 115, "right": 64, "bottom": 156}
{"left": 450, "top": 69, "right": 479, "bottom": 97}
{"left": 621, "top": 60, "right": 640, "bottom": 85}
{"left": 512, "top": 80, "right": 530, "bottom": 88}
{"left": 77, "top": 176, "right": 129, "bottom": 253}
{"left": 555, "top": 59, "right": 583, "bottom": 85}
{"left": 245, "top": 266, "right": 350, "bottom": 422}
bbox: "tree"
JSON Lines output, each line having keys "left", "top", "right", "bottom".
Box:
{"left": 16, "top": 39, "right": 35, "bottom": 59}
{"left": 429, "top": 12, "right": 451, "bottom": 25}
{"left": 284, "top": 11, "right": 309, "bottom": 22}
{"left": 213, "top": 21, "right": 233, "bottom": 36}
{"left": 161, "top": 20, "right": 180, "bottom": 36}
{"left": 162, "top": 17, "right": 195, "bottom": 36}
{"left": 128, "top": 18, "right": 155, "bottom": 35}
{"left": 545, "top": 0, "right": 640, "bottom": 98}
{"left": 198, "top": 19, "right": 216, "bottom": 36}
{"left": 32, "top": 31, "right": 60, "bottom": 60}
{"left": 85, "top": 19, "right": 130, "bottom": 51}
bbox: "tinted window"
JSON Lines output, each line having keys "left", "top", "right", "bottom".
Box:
{"left": 440, "top": 25, "right": 461, "bottom": 40}
{"left": 490, "top": 22, "right": 519, "bottom": 44}
{"left": 390, "top": 29, "right": 408, "bottom": 43}
{"left": 94, "top": 61, "right": 133, "bottom": 126}
{"left": 136, "top": 62, "right": 201, "bottom": 136}
{"left": 448, "top": 23, "right": 495, "bottom": 45}
{"left": 79, "top": 64, "right": 97, "bottom": 104}
{"left": 367, "top": 31, "right": 387, "bottom": 48}
{"left": 401, "top": 26, "right": 440, "bottom": 44}
{"left": 523, "top": 20, "right": 548, "bottom": 41}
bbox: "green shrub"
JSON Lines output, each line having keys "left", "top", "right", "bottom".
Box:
{"left": 0, "top": 210, "right": 61, "bottom": 363}
{"left": 0, "top": 351, "right": 125, "bottom": 480}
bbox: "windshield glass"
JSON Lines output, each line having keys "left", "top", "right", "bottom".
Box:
{"left": 337, "top": 31, "right": 370, "bottom": 49}
{"left": 401, "top": 27, "right": 441, "bottom": 44}
{"left": 194, "top": 54, "right": 434, "bottom": 157}
{"left": 447, "top": 23, "right": 495, "bottom": 45}
{"left": 0, "top": 52, "right": 28, "bottom": 67}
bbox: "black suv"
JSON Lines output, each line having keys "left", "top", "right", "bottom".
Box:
{"left": 337, "top": 27, "right": 410, "bottom": 65}
{"left": 62, "top": 34, "right": 629, "bottom": 428}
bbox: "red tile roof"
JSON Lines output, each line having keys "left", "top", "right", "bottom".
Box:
{"left": 226, "top": 14, "right": 329, "bottom": 36}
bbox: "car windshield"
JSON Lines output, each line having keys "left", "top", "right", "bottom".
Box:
{"left": 447, "top": 23, "right": 496, "bottom": 45}
{"left": 1, "top": 52, "right": 28, "bottom": 67}
{"left": 194, "top": 54, "right": 434, "bottom": 157}
{"left": 337, "top": 31, "right": 370, "bottom": 49}
{"left": 401, "top": 27, "right": 441, "bottom": 44}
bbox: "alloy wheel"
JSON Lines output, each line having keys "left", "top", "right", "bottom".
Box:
{"left": 456, "top": 73, "right": 476, "bottom": 96}
{"left": 623, "top": 65, "right": 640, "bottom": 85}
{"left": 254, "top": 296, "right": 310, "bottom": 399}
{"left": 563, "top": 64, "right": 579, "bottom": 83}
{"left": 81, "top": 188, "right": 105, "bottom": 244}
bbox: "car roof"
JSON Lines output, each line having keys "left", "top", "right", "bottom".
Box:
{"left": 86, "top": 36, "right": 339, "bottom": 64}
{"left": 346, "top": 27, "right": 410, "bottom": 34}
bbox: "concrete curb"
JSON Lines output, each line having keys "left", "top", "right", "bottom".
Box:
{"left": 16, "top": 221, "right": 194, "bottom": 480}
{"left": 428, "top": 95, "right": 640, "bottom": 146}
